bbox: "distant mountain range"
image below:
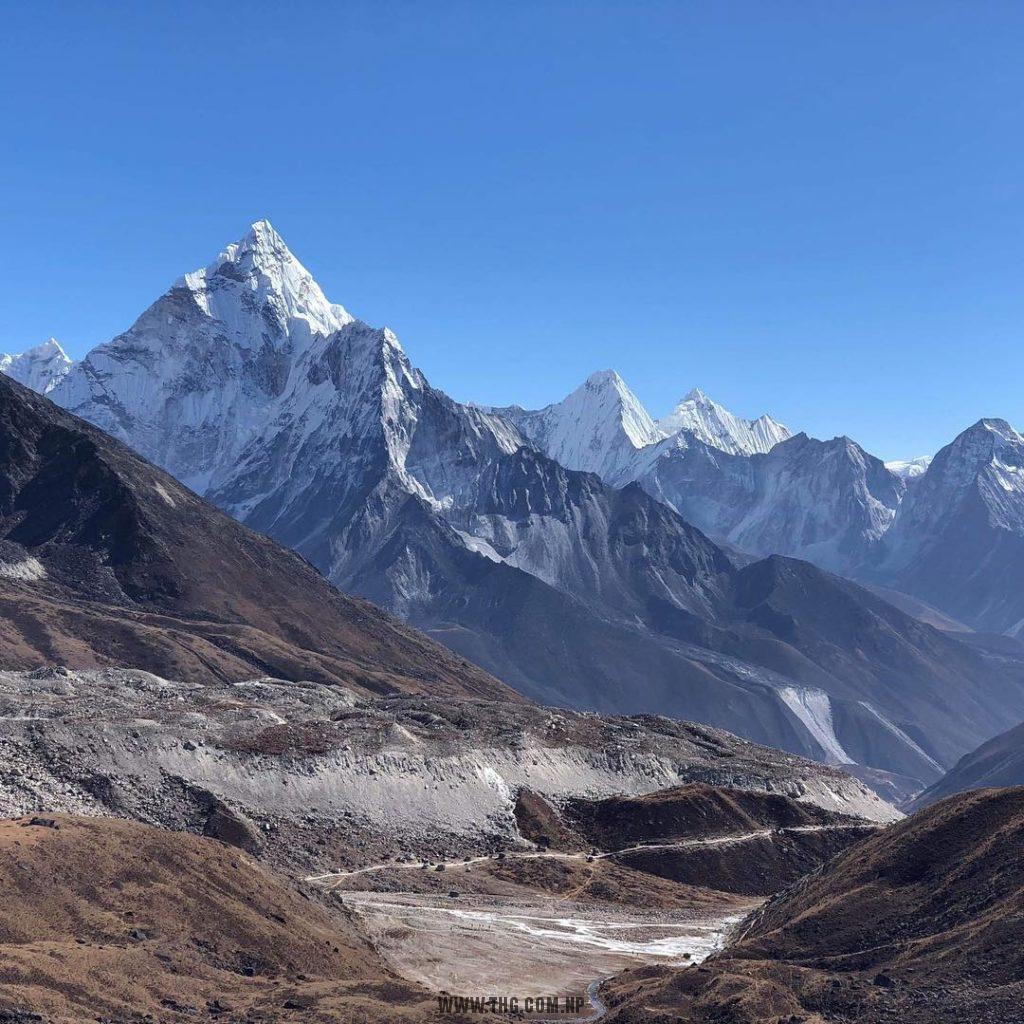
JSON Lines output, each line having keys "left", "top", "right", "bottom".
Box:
{"left": 503, "top": 359, "right": 1024, "bottom": 638}
{"left": 493, "top": 373, "right": 790, "bottom": 483}
{"left": 5, "top": 220, "right": 1024, "bottom": 794}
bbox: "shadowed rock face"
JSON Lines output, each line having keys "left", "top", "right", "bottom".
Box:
{"left": 602, "top": 786, "right": 1024, "bottom": 1024}
{"left": 0, "top": 372, "right": 514, "bottom": 701}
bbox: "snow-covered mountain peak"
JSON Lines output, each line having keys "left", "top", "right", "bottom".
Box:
{"left": 30, "top": 337, "right": 68, "bottom": 359}
{"left": 946, "top": 418, "right": 1024, "bottom": 470}
{"left": 585, "top": 368, "right": 624, "bottom": 386}
{"left": 381, "top": 326, "right": 405, "bottom": 354}
{"left": 657, "top": 388, "right": 792, "bottom": 456}
{"left": 496, "top": 370, "right": 662, "bottom": 482}
{"left": 882, "top": 416, "right": 1024, "bottom": 633}
{"left": 239, "top": 217, "right": 284, "bottom": 252}
{"left": 579, "top": 368, "right": 634, "bottom": 401}
{"left": 49, "top": 222, "right": 363, "bottom": 492}
{"left": 175, "top": 220, "right": 352, "bottom": 347}
{"left": 886, "top": 417, "right": 1024, "bottom": 552}
{"left": 0, "top": 337, "right": 74, "bottom": 394}
{"left": 575, "top": 369, "right": 660, "bottom": 447}
{"left": 976, "top": 417, "right": 1022, "bottom": 444}
{"left": 752, "top": 412, "right": 790, "bottom": 437}
{"left": 496, "top": 375, "right": 794, "bottom": 485}
{"left": 960, "top": 420, "right": 1024, "bottom": 512}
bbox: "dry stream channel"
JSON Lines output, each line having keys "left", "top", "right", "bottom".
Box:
{"left": 305, "top": 835, "right": 789, "bottom": 1016}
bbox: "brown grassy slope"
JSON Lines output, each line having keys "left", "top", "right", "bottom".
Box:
{"left": 513, "top": 784, "right": 875, "bottom": 897}
{"left": 0, "top": 814, "right": 441, "bottom": 1023}
{"left": 735, "top": 785, "right": 1024, "bottom": 979}
{"left": 0, "top": 372, "right": 514, "bottom": 700}
{"left": 602, "top": 787, "right": 1024, "bottom": 1024}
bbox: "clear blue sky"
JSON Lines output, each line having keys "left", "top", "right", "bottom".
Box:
{"left": 1, "top": 2, "right": 1022, "bottom": 460}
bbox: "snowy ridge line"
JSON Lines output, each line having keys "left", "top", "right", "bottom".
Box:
{"left": 657, "top": 387, "right": 791, "bottom": 456}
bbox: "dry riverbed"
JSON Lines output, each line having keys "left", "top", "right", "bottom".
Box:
{"left": 308, "top": 851, "right": 759, "bottom": 1012}
{"left": 336, "top": 889, "right": 754, "bottom": 997}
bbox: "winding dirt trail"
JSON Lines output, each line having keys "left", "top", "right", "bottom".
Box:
{"left": 304, "top": 823, "right": 850, "bottom": 886}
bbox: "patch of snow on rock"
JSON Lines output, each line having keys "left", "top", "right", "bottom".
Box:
{"left": 0, "top": 557, "right": 46, "bottom": 581}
